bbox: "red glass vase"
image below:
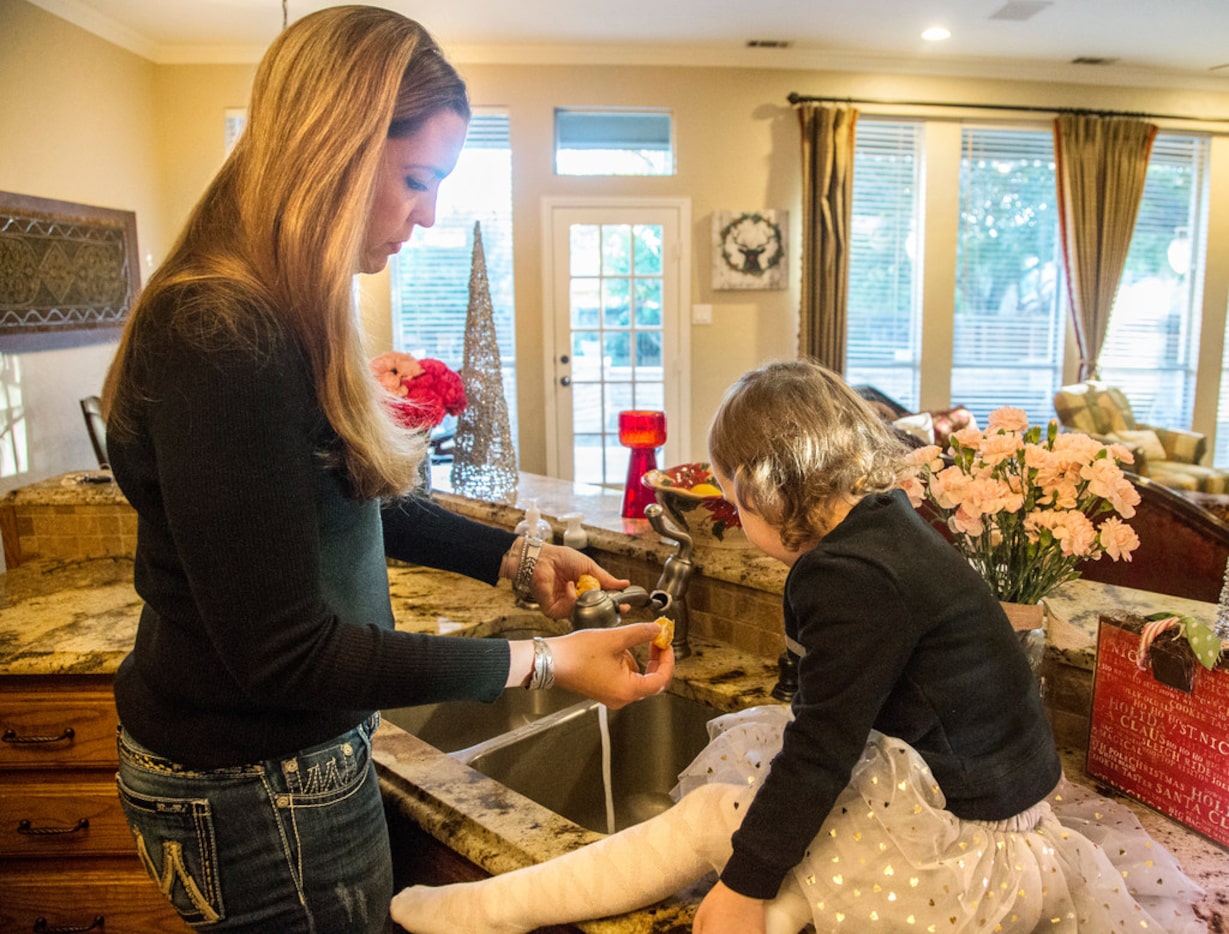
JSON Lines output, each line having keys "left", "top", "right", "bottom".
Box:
{"left": 618, "top": 410, "right": 666, "bottom": 519}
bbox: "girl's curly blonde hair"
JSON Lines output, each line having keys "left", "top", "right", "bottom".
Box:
{"left": 707, "top": 359, "right": 909, "bottom": 549}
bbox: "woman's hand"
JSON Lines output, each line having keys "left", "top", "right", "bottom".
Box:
{"left": 693, "top": 881, "right": 765, "bottom": 934}
{"left": 547, "top": 624, "right": 673, "bottom": 708}
{"left": 508, "top": 540, "right": 630, "bottom": 620}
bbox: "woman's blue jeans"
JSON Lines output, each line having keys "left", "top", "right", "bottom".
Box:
{"left": 116, "top": 714, "right": 392, "bottom": 932}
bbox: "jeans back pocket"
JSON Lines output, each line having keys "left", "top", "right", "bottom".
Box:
{"left": 281, "top": 732, "right": 366, "bottom": 803}
{"left": 116, "top": 776, "right": 225, "bottom": 925}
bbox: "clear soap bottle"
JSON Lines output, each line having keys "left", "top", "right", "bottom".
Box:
{"left": 514, "top": 499, "right": 553, "bottom": 541}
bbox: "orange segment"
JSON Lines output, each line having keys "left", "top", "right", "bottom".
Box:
{"left": 576, "top": 574, "right": 601, "bottom": 594}
{"left": 652, "top": 616, "right": 675, "bottom": 649}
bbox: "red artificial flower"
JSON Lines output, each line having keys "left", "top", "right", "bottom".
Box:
{"left": 387, "top": 357, "right": 467, "bottom": 432}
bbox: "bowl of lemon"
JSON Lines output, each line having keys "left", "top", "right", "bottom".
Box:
{"left": 641, "top": 462, "right": 749, "bottom": 548}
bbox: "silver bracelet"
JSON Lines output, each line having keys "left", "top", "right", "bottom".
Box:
{"left": 512, "top": 536, "right": 543, "bottom": 602}
{"left": 524, "top": 637, "right": 555, "bottom": 690}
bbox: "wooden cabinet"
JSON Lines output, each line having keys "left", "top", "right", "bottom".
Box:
{"left": 0, "top": 675, "right": 186, "bottom": 933}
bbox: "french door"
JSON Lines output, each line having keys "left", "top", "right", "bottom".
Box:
{"left": 542, "top": 198, "right": 691, "bottom": 486}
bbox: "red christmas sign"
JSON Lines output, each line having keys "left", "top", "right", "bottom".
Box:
{"left": 1087, "top": 615, "right": 1229, "bottom": 848}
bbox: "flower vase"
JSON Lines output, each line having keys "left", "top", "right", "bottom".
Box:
{"left": 999, "top": 600, "right": 1046, "bottom": 681}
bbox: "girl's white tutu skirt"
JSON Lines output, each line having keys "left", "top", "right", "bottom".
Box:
{"left": 672, "top": 705, "right": 1206, "bottom": 933}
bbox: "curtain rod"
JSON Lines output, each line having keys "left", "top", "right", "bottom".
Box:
{"left": 785, "top": 92, "right": 1229, "bottom": 125}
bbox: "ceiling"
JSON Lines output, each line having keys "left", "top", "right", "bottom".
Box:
{"left": 27, "top": 0, "right": 1229, "bottom": 90}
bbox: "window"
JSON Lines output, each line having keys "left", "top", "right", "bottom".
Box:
{"left": 392, "top": 111, "right": 517, "bottom": 449}
{"left": 1098, "top": 134, "right": 1207, "bottom": 431}
{"left": 554, "top": 109, "right": 674, "bottom": 176}
{"left": 952, "top": 127, "right": 1065, "bottom": 425}
{"left": 224, "top": 108, "right": 246, "bottom": 154}
{"left": 845, "top": 120, "right": 923, "bottom": 410}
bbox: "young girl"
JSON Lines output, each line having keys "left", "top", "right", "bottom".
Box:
{"left": 391, "top": 360, "right": 1204, "bottom": 934}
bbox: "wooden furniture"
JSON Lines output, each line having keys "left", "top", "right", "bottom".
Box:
{"left": 1073, "top": 473, "right": 1229, "bottom": 603}
{"left": 0, "top": 675, "right": 186, "bottom": 933}
{"left": 79, "top": 396, "right": 109, "bottom": 471}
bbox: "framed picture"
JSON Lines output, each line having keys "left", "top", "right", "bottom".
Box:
{"left": 0, "top": 191, "right": 140, "bottom": 351}
{"left": 712, "top": 210, "right": 787, "bottom": 291}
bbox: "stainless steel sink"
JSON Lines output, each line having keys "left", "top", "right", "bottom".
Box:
{"left": 382, "top": 686, "right": 586, "bottom": 753}
{"left": 382, "top": 627, "right": 579, "bottom": 752}
{"left": 466, "top": 692, "right": 716, "bottom": 834}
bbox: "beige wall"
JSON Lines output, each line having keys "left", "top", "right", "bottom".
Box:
{"left": 8, "top": 0, "right": 1229, "bottom": 483}
{"left": 1, "top": 1, "right": 162, "bottom": 493}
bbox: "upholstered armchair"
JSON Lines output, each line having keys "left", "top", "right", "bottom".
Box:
{"left": 1052, "top": 381, "right": 1229, "bottom": 494}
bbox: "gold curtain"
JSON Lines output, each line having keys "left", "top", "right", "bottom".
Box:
{"left": 1053, "top": 114, "right": 1157, "bottom": 381}
{"left": 797, "top": 103, "right": 857, "bottom": 370}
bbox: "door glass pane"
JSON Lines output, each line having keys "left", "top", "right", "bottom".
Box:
{"left": 570, "top": 279, "right": 600, "bottom": 328}
{"left": 602, "top": 225, "right": 632, "bottom": 275}
{"left": 633, "top": 225, "right": 664, "bottom": 274}
{"left": 603, "top": 332, "right": 631, "bottom": 380}
{"left": 571, "top": 330, "right": 602, "bottom": 378}
{"left": 636, "top": 331, "right": 663, "bottom": 369}
{"left": 570, "top": 225, "right": 600, "bottom": 276}
{"left": 605, "top": 383, "right": 634, "bottom": 431}
{"left": 573, "top": 434, "right": 604, "bottom": 488}
{"left": 602, "top": 279, "right": 631, "bottom": 326}
{"left": 635, "top": 381, "right": 665, "bottom": 412}
{"left": 571, "top": 382, "right": 602, "bottom": 433}
{"left": 634, "top": 280, "right": 662, "bottom": 326}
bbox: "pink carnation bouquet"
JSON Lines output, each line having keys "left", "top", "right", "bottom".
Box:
{"left": 370, "top": 352, "right": 467, "bottom": 432}
{"left": 901, "top": 406, "right": 1141, "bottom": 604}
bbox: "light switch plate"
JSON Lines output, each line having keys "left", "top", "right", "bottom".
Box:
{"left": 691, "top": 304, "right": 713, "bottom": 325}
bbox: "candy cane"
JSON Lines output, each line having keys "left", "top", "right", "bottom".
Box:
{"left": 1137, "top": 616, "right": 1180, "bottom": 671}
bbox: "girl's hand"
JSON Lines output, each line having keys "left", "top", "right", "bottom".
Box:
{"left": 547, "top": 624, "right": 673, "bottom": 708}
{"left": 693, "top": 881, "right": 765, "bottom": 934}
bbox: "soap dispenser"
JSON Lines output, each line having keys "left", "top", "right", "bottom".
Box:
{"left": 560, "top": 512, "right": 588, "bottom": 550}
{"left": 514, "top": 499, "right": 553, "bottom": 542}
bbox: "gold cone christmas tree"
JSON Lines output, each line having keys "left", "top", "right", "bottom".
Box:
{"left": 450, "top": 222, "right": 519, "bottom": 503}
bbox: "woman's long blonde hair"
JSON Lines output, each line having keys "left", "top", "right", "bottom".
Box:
{"left": 103, "top": 6, "right": 470, "bottom": 499}
{"left": 708, "top": 359, "right": 908, "bottom": 549}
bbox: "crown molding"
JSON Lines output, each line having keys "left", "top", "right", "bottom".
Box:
{"left": 25, "top": 0, "right": 1229, "bottom": 94}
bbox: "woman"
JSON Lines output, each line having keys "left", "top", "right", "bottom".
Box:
{"left": 104, "top": 7, "right": 672, "bottom": 932}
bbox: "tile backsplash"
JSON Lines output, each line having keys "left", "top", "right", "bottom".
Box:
{"left": 1, "top": 502, "right": 137, "bottom": 567}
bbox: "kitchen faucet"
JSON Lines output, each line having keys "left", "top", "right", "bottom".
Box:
{"left": 644, "top": 502, "right": 694, "bottom": 659}
{"left": 569, "top": 503, "right": 695, "bottom": 659}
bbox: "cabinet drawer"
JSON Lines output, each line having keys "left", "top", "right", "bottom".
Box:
{"left": 0, "top": 688, "right": 119, "bottom": 769}
{"left": 0, "top": 779, "right": 134, "bottom": 858}
{"left": 0, "top": 863, "right": 189, "bottom": 933}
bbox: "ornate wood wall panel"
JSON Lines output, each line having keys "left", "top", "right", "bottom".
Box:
{"left": 0, "top": 191, "right": 139, "bottom": 351}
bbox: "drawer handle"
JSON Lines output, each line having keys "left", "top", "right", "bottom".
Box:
{"left": 33, "top": 917, "right": 104, "bottom": 933}
{"left": 2, "top": 726, "right": 75, "bottom": 745}
{"left": 17, "top": 818, "right": 90, "bottom": 836}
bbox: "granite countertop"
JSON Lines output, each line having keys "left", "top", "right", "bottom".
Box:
{"left": 0, "top": 549, "right": 778, "bottom": 933}
{"left": 1041, "top": 578, "right": 1218, "bottom": 671}
{"left": 0, "top": 556, "right": 544, "bottom": 677}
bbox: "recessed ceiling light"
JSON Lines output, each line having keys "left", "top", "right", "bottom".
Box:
{"left": 921, "top": 27, "right": 951, "bottom": 42}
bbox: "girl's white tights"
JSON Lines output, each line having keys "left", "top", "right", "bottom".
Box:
{"left": 389, "top": 782, "right": 812, "bottom": 934}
